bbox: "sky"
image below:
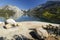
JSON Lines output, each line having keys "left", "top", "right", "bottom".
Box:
{"left": 0, "top": 0, "right": 47, "bottom": 10}
{"left": 49, "top": 0, "right": 60, "bottom": 1}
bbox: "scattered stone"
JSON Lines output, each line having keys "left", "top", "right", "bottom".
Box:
{"left": 0, "top": 21, "right": 59, "bottom": 40}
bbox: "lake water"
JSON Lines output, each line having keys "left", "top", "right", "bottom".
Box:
{"left": 0, "top": 15, "right": 40, "bottom": 22}
{"left": 15, "top": 15, "right": 40, "bottom": 22}
{"left": 0, "top": 15, "right": 59, "bottom": 24}
{"left": 0, "top": 17, "right": 5, "bottom": 22}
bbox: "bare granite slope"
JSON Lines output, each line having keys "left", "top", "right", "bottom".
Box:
{"left": 0, "top": 21, "right": 59, "bottom": 40}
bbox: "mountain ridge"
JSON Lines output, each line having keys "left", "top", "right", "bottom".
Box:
{"left": 27, "top": 1, "right": 60, "bottom": 23}
{"left": 0, "top": 5, "right": 24, "bottom": 19}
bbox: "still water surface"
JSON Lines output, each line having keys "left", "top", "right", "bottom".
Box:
{"left": 0, "top": 15, "right": 40, "bottom": 22}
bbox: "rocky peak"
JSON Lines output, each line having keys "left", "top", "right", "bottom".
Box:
{"left": 0, "top": 5, "right": 24, "bottom": 19}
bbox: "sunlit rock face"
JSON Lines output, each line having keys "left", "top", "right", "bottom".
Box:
{"left": 36, "top": 28, "right": 49, "bottom": 38}
{"left": 4, "top": 18, "right": 17, "bottom": 29}
{"left": 0, "top": 21, "right": 59, "bottom": 40}
{"left": 5, "top": 18, "right": 16, "bottom": 25}
{"left": 0, "top": 5, "right": 24, "bottom": 19}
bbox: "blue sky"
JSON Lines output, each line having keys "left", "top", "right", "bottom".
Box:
{"left": 0, "top": 0, "right": 47, "bottom": 10}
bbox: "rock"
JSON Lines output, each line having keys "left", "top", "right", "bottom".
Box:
{"left": 3, "top": 24, "right": 12, "bottom": 29}
{"left": 13, "top": 35, "right": 32, "bottom": 40}
{"left": 0, "top": 21, "right": 59, "bottom": 40}
{"left": 4, "top": 19, "right": 17, "bottom": 29}
{"left": 5, "top": 18, "right": 16, "bottom": 25}
{"left": 45, "top": 36, "right": 58, "bottom": 40}
{"left": 0, "top": 22, "right": 5, "bottom": 27}
{"left": 0, "top": 37, "right": 4, "bottom": 40}
{"left": 36, "top": 28, "right": 49, "bottom": 39}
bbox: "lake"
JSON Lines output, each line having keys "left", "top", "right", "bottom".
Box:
{"left": 0, "top": 15, "right": 40, "bottom": 22}
{"left": 15, "top": 15, "right": 60, "bottom": 24}
{"left": 0, "top": 17, "right": 5, "bottom": 22}
{"left": 0, "top": 15, "right": 59, "bottom": 24}
{"left": 15, "top": 15, "right": 40, "bottom": 22}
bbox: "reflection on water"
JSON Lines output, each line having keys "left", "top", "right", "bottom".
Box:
{"left": 14, "top": 15, "right": 60, "bottom": 24}
{"left": 0, "top": 17, "right": 5, "bottom": 22}
{"left": 15, "top": 15, "right": 40, "bottom": 22}
{"left": 0, "top": 15, "right": 59, "bottom": 24}
{"left": 0, "top": 15, "right": 40, "bottom": 22}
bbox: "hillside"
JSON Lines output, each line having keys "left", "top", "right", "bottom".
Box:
{"left": 27, "top": 1, "right": 60, "bottom": 23}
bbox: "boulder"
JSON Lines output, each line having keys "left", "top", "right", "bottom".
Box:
{"left": 3, "top": 24, "right": 12, "bottom": 29}
{"left": 36, "top": 28, "right": 49, "bottom": 39}
{"left": 5, "top": 18, "right": 16, "bottom": 25}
